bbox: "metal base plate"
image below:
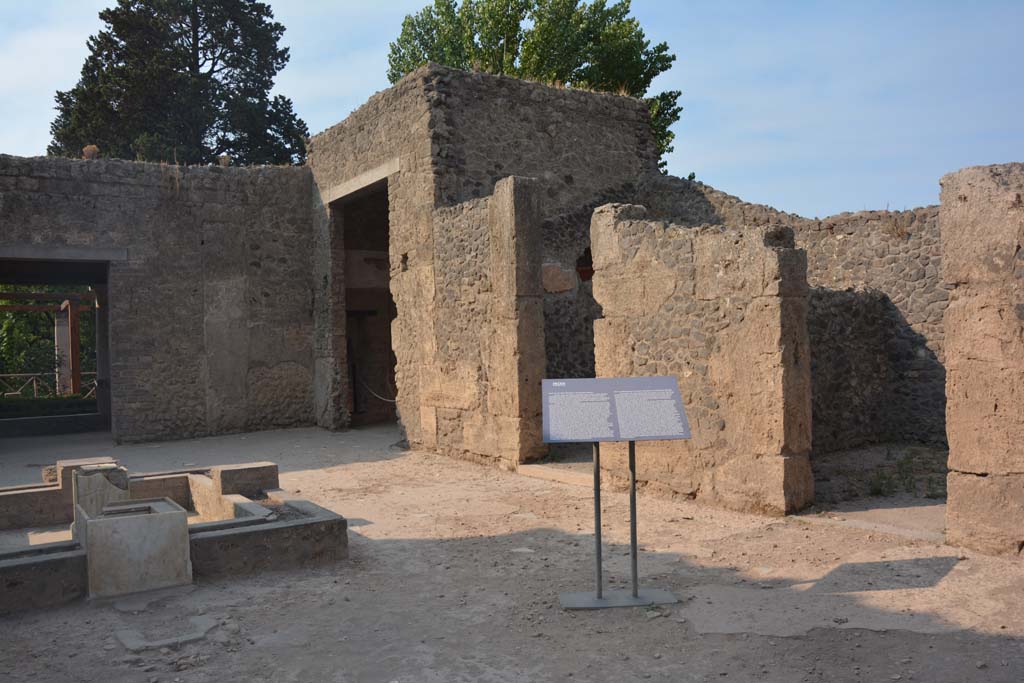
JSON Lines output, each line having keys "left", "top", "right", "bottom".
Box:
{"left": 559, "top": 588, "right": 678, "bottom": 610}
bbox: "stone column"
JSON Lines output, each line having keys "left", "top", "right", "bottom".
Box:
{"left": 940, "top": 163, "right": 1024, "bottom": 554}
{"left": 312, "top": 197, "right": 351, "bottom": 430}
{"left": 94, "top": 285, "right": 112, "bottom": 425}
{"left": 485, "top": 176, "right": 547, "bottom": 466}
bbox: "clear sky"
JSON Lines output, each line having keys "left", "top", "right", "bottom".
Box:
{"left": 1, "top": 0, "right": 1021, "bottom": 218}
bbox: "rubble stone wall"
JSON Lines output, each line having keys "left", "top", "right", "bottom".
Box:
{"left": 0, "top": 155, "right": 315, "bottom": 442}
{"left": 940, "top": 163, "right": 1024, "bottom": 554}
{"left": 421, "top": 177, "right": 546, "bottom": 465}
{"left": 589, "top": 204, "right": 814, "bottom": 514}
{"left": 637, "top": 177, "right": 947, "bottom": 453}
{"left": 426, "top": 69, "right": 660, "bottom": 382}
{"left": 307, "top": 65, "right": 652, "bottom": 459}
{"left": 307, "top": 68, "right": 436, "bottom": 430}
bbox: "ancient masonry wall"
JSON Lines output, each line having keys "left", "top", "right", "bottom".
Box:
{"left": 421, "top": 178, "right": 545, "bottom": 465}
{"left": 636, "top": 176, "right": 947, "bottom": 454}
{"left": 589, "top": 204, "right": 814, "bottom": 514}
{"left": 423, "top": 67, "right": 661, "bottom": 382}
{"left": 940, "top": 163, "right": 1024, "bottom": 554}
{"left": 307, "top": 65, "right": 655, "bottom": 460}
{"left": 0, "top": 155, "right": 315, "bottom": 442}
{"left": 307, "top": 67, "right": 436, "bottom": 431}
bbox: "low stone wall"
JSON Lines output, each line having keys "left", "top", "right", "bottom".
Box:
{"left": 940, "top": 163, "right": 1024, "bottom": 554}
{"left": 0, "top": 548, "right": 87, "bottom": 614}
{"left": 589, "top": 204, "right": 813, "bottom": 514}
{"left": 635, "top": 175, "right": 947, "bottom": 454}
{"left": 0, "top": 155, "right": 316, "bottom": 442}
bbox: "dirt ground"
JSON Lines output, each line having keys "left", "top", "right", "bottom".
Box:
{"left": 1, "top": 426, "right": 1023, "bottom": 682}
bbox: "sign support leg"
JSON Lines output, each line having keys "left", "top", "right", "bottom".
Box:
{"left": 558, "top": 439, "right": 677, "bottom": 610}
{"left": 593, "top": 442, "right": 602, "bottom": 599}
{"left": 628, "top": 439, "right": 639, "bottom": 598}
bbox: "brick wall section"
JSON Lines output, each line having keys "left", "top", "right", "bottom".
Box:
{"left": 590, "top": 204, "right": 814, "bottom": 514}
{"left": 940, "top": 163, "right": 1024, "bottom": 554}
{"left": 636, "top": 175, "right": 947, "bottom": 453}
{"left": 0, "top": 155, "right": 314, "bottom": 442}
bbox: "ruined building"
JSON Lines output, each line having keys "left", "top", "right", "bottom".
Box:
{"left": 1, "top": 65, "right": 1020, "bottom": 554}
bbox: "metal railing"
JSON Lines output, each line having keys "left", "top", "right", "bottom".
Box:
{"left": 0, "top": 372, "right": 97, "bottom": 399}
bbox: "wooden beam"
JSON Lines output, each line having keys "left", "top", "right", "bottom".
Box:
{"left": 0, "top": 304, "right": 92, "bottom": 313}
{"left": 0, "top": 291, "right": 96, "bottom": 302}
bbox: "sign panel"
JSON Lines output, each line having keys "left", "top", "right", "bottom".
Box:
{"left": 542, "top": 376, "right": 692, "bottom": 443}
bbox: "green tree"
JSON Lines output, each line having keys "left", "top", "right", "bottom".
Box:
{"left": 49, "top": 0, "right": 308, "bottom": 166}
{"left": 387, "top": 0, "right": 682, "bottom": 170}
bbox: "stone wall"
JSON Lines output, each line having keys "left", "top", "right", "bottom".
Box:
{"left": 940, "top": 163, "right": 1024, "bottom": 554}
{"left": 418, "top": 177, "right": 546, "bottom": 465}
{"left": 307, "top": 67, "right": 436, "bottom": 431}
{"left": 636, "top": 176, "right": 947, "bottom": 453}
{"left": 307, "top": 65, "right": 657, "bottom": 456}
{"left": 423, "top": 67, "right": 661, "bottom": 383}
{"left": 0, "top": 155, "right": 315, "bottom": 442}
{"left": 589, "top": 204, "right": 813, "bottom": 514}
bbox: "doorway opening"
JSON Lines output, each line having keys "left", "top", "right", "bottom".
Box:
{"left": 0, "top": 258, "right": 111, "bottom": 437}
{"left": 337, "top": 180, "right": 398, "bottom": 426}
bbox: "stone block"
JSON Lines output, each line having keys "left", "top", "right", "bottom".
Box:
{"left": 82, "top": 498, "right": 192, "bottom": 598}
{"left": 73, "top": 464, "right": 130, "bottom": 518}
{"left": 946, "top": 472, "right": 1024, "bottom": 555}
{"left": 940, "top": 163, "right": 1024, "bottom": 286}
{"left": 211, "top": 462, "right": 279, "bottom": 498}
{"left": 946, "top": 362, "right": 1024, "bottom": 475}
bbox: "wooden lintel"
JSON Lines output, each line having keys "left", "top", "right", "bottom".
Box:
{"left": 0, "top": 291, "right": 97, "bottom": 302}
{"left": 0, "top": 304, "right": 92, "bottom": 313}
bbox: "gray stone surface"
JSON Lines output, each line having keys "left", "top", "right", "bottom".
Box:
{"left": 81, "top": 498, "right": 192, "bottom": 598}
{"left": 115, "top": 614, "right": 218, "bottom": 652}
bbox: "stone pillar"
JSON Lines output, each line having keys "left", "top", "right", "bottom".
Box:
{"left": 94, "top": 285, "right": 112, "bottom": 425}
{"left": 485, "top": 176, "right": 547, "bottom": 466}
{"left": 940, "top": 163, "right": 1024, "bottom": 554}
{"left": 312, "top": 197, "right": 351, "bottom": 430}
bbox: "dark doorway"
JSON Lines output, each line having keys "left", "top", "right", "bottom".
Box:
{"left": 339, "top": 181, "right": 398, "bottom": 426}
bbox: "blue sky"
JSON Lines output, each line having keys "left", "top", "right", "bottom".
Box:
{"left": 1, "top": 0, "right": 1021, "bottom": 217}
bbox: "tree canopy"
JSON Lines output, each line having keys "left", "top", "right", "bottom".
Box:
{"left": 387, "top": 0, "right": 682, "bottom": 169}
{"left": 49, "top": 0, "right": 308, "bottom": 166}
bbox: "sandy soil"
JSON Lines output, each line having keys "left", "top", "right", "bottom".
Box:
{"left": 1, "top": 426, "right": 1022, "bottom": 682}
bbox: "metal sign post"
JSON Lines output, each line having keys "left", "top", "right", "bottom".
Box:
{"left": 542, "top": 377, "right": 691, "bottom": 610}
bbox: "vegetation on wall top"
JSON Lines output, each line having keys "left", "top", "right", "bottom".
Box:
{"left": 387, "top": 0, "right": 682, "bottom": 170}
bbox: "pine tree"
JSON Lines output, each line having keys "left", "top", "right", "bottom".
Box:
{"left": 49, "top": 0, "right": 308, "bottom": 165}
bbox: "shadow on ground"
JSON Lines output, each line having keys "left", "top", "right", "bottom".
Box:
{"left": 1, "top": 520, "right": 1020, "bottom": 682}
